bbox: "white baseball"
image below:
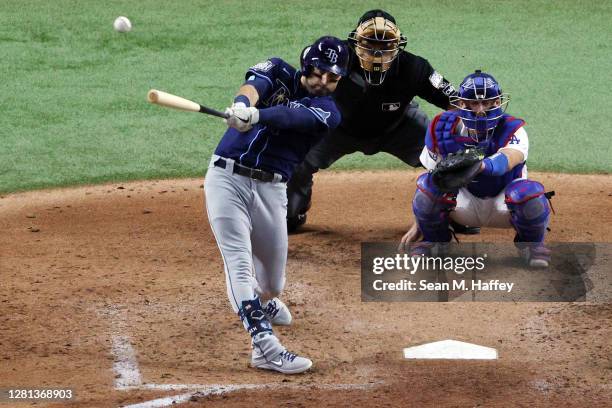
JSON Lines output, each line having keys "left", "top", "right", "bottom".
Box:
{"left": 113, "top": 16, "right": 132, "bottom": 33}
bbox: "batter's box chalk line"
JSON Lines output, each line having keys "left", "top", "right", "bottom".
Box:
{"left": 120, "top": 383, "right": 379, "bottom": 408}
{"left": 111, "top": 334, "right": 378, "bottom": 408}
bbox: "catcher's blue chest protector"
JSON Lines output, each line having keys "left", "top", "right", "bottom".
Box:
{"left": 428, "top": 111, "right": 526, "bottom": 198}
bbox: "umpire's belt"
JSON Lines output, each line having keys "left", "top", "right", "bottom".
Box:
{"left": 214, "top": 158, "right": 281, "bottom": 182}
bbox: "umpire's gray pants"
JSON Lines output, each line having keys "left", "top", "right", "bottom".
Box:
{"left": 204, "top": 155, "right": 288, "bottom": 314}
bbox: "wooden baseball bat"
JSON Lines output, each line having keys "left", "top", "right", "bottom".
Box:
{"left": 147, "top": 89, "right": 229, "bottom": 118}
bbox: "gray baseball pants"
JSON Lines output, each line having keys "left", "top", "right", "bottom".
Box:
{"left": 204, "top": 155, "right": 288, "bottom": 314}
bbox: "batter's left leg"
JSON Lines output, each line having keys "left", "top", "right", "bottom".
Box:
{"left": 250, "top": 180, "right": 292, "bottom": 325}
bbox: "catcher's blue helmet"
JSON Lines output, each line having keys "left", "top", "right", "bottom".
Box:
{"left": 300, "top": 36, "right": 349, "bottom": 77}
{"left": 451, "top": 70, "right": 510, "bottom": 140}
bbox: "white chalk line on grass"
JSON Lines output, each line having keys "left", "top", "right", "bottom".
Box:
{"left": 121, "top": 382, "right": 379, "bottom": 408}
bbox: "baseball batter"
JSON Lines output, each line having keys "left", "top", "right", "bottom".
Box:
{"left": 403, "top": 70, "right": 552, "bottom": 267}
{"left": 205, "top": 37, "right": 349, "bottom": 374}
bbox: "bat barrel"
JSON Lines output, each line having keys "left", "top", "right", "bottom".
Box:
{"left": 147, "top": 89, "right": 228, "bottom": 118}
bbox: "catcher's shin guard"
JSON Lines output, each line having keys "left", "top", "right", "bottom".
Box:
{"left": 505, "top": 179, "right": 551, "bottom": 242}
{"left": 239, "top": 297, "right": 273, "bottom": 338}
{"left": 412, "top": 173, "right": 457, "bottom": 242}
{"left": 286, "top": 162, "right": 315, "bottom": 232}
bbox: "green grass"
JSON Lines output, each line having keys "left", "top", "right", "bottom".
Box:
{"left": 1, "top": 0, "right": 611, "bottom": 192}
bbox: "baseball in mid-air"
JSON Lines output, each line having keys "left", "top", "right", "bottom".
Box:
{"left": 113, "top": 16, "right": 132, "bottom": 33}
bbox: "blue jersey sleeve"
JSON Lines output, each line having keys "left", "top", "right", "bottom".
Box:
{"left": 258, "top": 96, "right": 341, "bottom": 132}
{"left": 307, "top": 96, "right": 342, "bottom": 130}
{"left": 244, "top": 59, "right": 277, "bottom": 100}
{"left": 244, "top": 57, "right": 295, "bottom": 103}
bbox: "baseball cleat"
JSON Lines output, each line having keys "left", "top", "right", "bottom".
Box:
{"left": 252, "top": 349, "right": 312, "bottom": 374}
{"left": 517, "top": 244, "right": 551, "bottom": 268}
{"left": 251, "top": 333, "right": 312, "bottom": 374}
{"left": 263, "top": 298, "right": 292, "bottom": 326}
{"left": 409, "top": 241, "right": 450, "bottom": 258}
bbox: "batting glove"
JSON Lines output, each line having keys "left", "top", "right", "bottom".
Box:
{"left": 224, "top": 105, "right": 259, "bottom": 133}
{"left": 224, "top": 102, "right": 246, "bottom": 131}
{"left": 232, "top": 106, "right": 259, "bottom": 129}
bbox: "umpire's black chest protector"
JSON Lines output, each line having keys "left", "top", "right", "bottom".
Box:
{"left": 334, "top": 50, "right": 451, "bottom": 139}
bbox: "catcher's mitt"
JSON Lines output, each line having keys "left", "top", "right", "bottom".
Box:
{"left": 431, "top": 148, "right": 484, "bottom": 192}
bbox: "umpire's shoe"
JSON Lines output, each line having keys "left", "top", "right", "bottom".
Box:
{"left": 251, "top": 333, "right": 312, "bottom": 374}
{"left": 287, "top": 213, "right": 307, "bottom": 233}
{"left": 263, "top": 298, "right": 292, "bottom": 326}
{"left": 287, "top": 194, "right": 311, "bottom": 233}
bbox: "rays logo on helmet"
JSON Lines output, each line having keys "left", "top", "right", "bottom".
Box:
{"left": 301, "top": 37, "right": 349, "bottom": 77}
{"left": 324, "top": 48, "right": 338, "bottom": 64}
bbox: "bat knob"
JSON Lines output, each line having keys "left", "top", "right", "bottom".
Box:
{"left": 147, "top": 89, "right": 159, "bottom": 103}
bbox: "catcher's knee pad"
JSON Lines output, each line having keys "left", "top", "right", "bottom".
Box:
{"left": 412, "top": 172, "right": 457, "bottom": 242}
{"left": 238, "top": 297, "right": 273, "bottom": 338}
{"left": 505, "top": 179, "right": 550, "bottom": 242}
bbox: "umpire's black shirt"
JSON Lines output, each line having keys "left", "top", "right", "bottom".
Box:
{"left": 334, "top": 49, "right": 455, "bottom": 138}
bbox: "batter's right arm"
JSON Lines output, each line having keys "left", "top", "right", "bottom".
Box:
{"left": 234, "top": 84, "right": 260, "bottom": 107}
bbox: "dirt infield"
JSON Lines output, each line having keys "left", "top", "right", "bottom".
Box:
{"left": 1, "top": 170, "right": 611, "bottom": 407}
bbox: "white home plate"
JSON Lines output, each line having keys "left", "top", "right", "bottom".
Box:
{"left": 403, "top": 340, "right": 498, "bottom": 360}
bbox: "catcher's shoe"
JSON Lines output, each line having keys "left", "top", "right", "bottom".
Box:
{"left": 516, "top": 243, "right": 551, "bottom": 268}
{"left": 251, "top": 333, "right": 312, "bottom": 374}
{"left": 450, "top": 220, "right": 480, "bottom": 235}
{"left": 409, "top": 241, "right": 433, "bottom": 257}
{"left": 263, "top": 298, "right": 292, "bottom": 326}
{"left": 409, "top": 241, "right": 450, "bottom": 258}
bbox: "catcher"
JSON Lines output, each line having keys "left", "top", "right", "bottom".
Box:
{"left": 401, "top": 70, "right": 552, "bottom": 267}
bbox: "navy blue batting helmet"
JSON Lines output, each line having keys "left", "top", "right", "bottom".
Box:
{"left": 450, "top": 70, "right": 510, "bottom": 139}
{"left": 300, "top": 36, "right": 349, "bottom": 77}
